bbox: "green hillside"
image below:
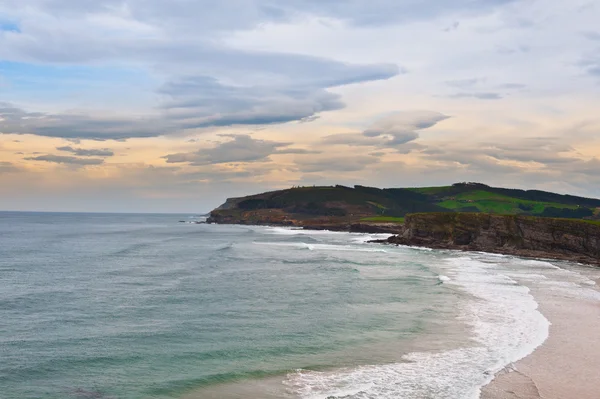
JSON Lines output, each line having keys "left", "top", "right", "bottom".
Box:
{"left": 209, "top": 182, "right": 600, "bottom": 225}
{"left": 409, "top": 183, "right": 600, "bottom": 218}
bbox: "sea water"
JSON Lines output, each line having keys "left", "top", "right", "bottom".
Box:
{"left": 0, "top": 212, "right": 594, "bottom": 399}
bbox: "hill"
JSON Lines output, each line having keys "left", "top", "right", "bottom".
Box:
{"left": 207, "top": 182, "right": 600, "bottom": 229}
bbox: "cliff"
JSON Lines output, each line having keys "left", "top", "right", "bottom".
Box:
{"left": 382, "top": 213, "right": 600, "bottom": 265}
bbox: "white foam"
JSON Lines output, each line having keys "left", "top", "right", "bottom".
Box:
{"left": 284, "top": 256, "right": 550, "bottom": 399}
{"left": 438, "top": 275, "right": 451, "bottom": 283}
{"left": 253, "top": 242, "right": 388, "bottom": 253}
{"left": 351, "top": 234, "right": 393, "bottom": 244}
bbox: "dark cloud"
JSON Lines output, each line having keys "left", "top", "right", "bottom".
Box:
{"left": 163, "top": 134, "right": 295, "bottom": 165}
{"left": 24, "top": 154, "right": 104, "bottom": 165}
{"left": 56, "top": 146, "right": 114, "bottom": 157}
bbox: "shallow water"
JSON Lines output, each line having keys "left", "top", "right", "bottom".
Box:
{"left": 1, "top": 212, "right": 592, "bottom": 399}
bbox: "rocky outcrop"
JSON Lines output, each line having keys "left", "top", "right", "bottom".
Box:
{"left": 380, "top": 213, "right": 600, "bottom": 265}
{"left": 207, "top": 208, "right": 404, "bottom": 234}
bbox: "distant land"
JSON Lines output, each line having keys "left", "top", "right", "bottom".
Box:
{"left": 207, "top": 182, "right": 600, "bottom": 265}
{"left": 207, "top": 182, "right": 600, "bottom": 231}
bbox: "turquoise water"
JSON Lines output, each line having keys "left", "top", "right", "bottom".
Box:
{"left": 1, "top": 213, "right": 456, "bottom": 398}
{"left": 1, "top": 212, "right": 568, "bottom": 398}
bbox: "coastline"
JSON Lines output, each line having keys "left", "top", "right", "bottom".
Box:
{"left": 206, "top": 218, "right": 600, "bottom": 267}
{"left": 482, "top": 266, "right": 600, "bottom": 398}
{"left": 200, "top": 223, "right": 600, "bottom": 398}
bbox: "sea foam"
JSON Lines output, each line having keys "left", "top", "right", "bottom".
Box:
{"left": 284, "top": 256, "right": 550, "bottom": 399}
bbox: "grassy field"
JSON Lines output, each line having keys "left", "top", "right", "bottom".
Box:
{"left": 434, "top": 190, "right": 579, "bottom": 214}
{"left": 360, "top": 216, "right": 405, "bottom": 224}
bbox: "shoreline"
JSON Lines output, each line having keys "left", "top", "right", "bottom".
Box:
{"left": 201, "top": 223, "right": 600, "bottom": 398}
{"left": 376, "top": 239, "right": 600, "bottom": 267}
{"left": 206, "top": 221, "right": 600, "bottom": 267}
{"left": 481, "top": 270, "right": 600, "bottom": 399}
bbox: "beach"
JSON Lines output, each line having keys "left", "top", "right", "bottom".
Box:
{"left": 482, "top": 264, "right": 600, "bottom": 399}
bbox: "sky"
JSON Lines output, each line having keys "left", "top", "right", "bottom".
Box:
{"left": 1, "top": 0, "right": 600, "bottom": 213}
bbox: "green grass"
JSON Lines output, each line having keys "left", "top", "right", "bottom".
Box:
{"left": 360, "top": 216, "right": 405, "bottom": 224}
{"left": 435, "top": 190, "right": 579, "bottom": 214}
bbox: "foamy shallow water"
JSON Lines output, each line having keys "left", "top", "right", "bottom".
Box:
{"left": 280, "top": 256, "right": 551, "bottom": 399}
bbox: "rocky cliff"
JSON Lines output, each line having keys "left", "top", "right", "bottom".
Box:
{"left": 382, "top": 213, "right": 600, "bottom": 265}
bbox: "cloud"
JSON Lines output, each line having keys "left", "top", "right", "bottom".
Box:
{"left": 322, "top": 111, "right": 448, "bottom": 152}
{"left": 295, "top": 155, "right": 380, "bottom": 173}
{"left": 498, "top": 83, "right": 526, "bottom": 89}
{"left": 0, "top": 0, "right": 404, "bottom": 140}
{"left": 56, "top": 146, "right": 114, "bottom": 157}
{"left": 0, "top": 161, "right": 20, "bottom": 173}
{"left": 24, "top": 154, "right": 104, "bottom": 165}
{"left": 445, "top": 78, "right": 483, "bottom": 88}
{"left": 0, "top": 55, "right": 398, "bottom": 139}
{"left": 583, "top": 32, "right": 600, "bottom": 41}
{"left": 0, "top": 102, "right": 172, "bottom": 140}
{"left": 275, "top": 148, "right": 321, "bottom": 154}
{"left": 163, "top": 134, "right": 302, "bottom": 165}
{"left": 449, "top": 92, "right": 503, "bottom": 100}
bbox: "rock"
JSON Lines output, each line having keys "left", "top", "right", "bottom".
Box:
{"left": 383, "top": 213, "right": 600, "bottom": 265}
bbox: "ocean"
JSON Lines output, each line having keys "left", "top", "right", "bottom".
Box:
{"left": 2, "top": 212, "right": 598, "bottom": 399}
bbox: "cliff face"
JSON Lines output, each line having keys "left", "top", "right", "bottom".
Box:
{"left": 386, "top": 213, "right": 600, "bottom": 265}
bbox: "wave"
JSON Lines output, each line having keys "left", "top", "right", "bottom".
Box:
{"left": 283, "top": 256, "right": 550, "bottom": 399}
{"left": 253, "top": 242, "right": 387, "bottom": 253}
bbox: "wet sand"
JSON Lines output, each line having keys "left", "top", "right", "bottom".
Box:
{"left": 482, "top": 285, "right": 600, "bottom": 399}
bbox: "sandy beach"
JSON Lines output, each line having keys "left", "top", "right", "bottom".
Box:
{"left": 482, "top": 267, "right": 600, "bottom": 399}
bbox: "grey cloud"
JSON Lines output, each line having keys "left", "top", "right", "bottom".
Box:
{"left": 322, "top": 133, "right": 387, "bottom": 146}
{"left": 322, "top": 111, "right": 448, "bottom": 152}
{"left": 274, "top": 148, "right": 321, "bottom": 155}
{"left": 281, "top": 0, "right": 517, "bottom": 26}
{"left": 449, "top": 92, "right": 503, "bottom": 100}
{"left": 0, "top": 161, "right": 20, "bottom": 173}
{"left": 0, "top": 102, "right": 173, "bottom": 140}
{"left": 0, "top": 54, "right": 399, "bottom": 138}
{"left": 498, "top": 83, "right": 527, "bottom": 89}
{"left": 295, "top": 156, "right": 380, "bottom": 173}
{"left": 445, "top": 78, "right": 483, "bottom": 88}
{"left": 24, "top": 155, "right": 104, "bottom": 165}
{"left": 583, "top": 32, "right": 600, "bottom": 41}
{"left": 163, "top": 134, "right": 291, "bottom": 165}
{"left": 443, "top": 21, "right": 460, "bottom": 32}
{"left": 159, "top": 76, "right": 349, "bottom": 129}
{"left": 0, "top": 1, "right": 518, "bottom": 36}
{"left": 56, "top": 146, "right": 114, "bottom": 157}
{"left": 420, "top": 136, "right": 581, "bottom": 175}
{"left": 582, "top": 58, "right": 600, "bottom": 76}
{"left": 299, "top": 116, "right": 320, "bottom": 123}
{"left": 0, "top": 0, "right": 406, "bottom": 140}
